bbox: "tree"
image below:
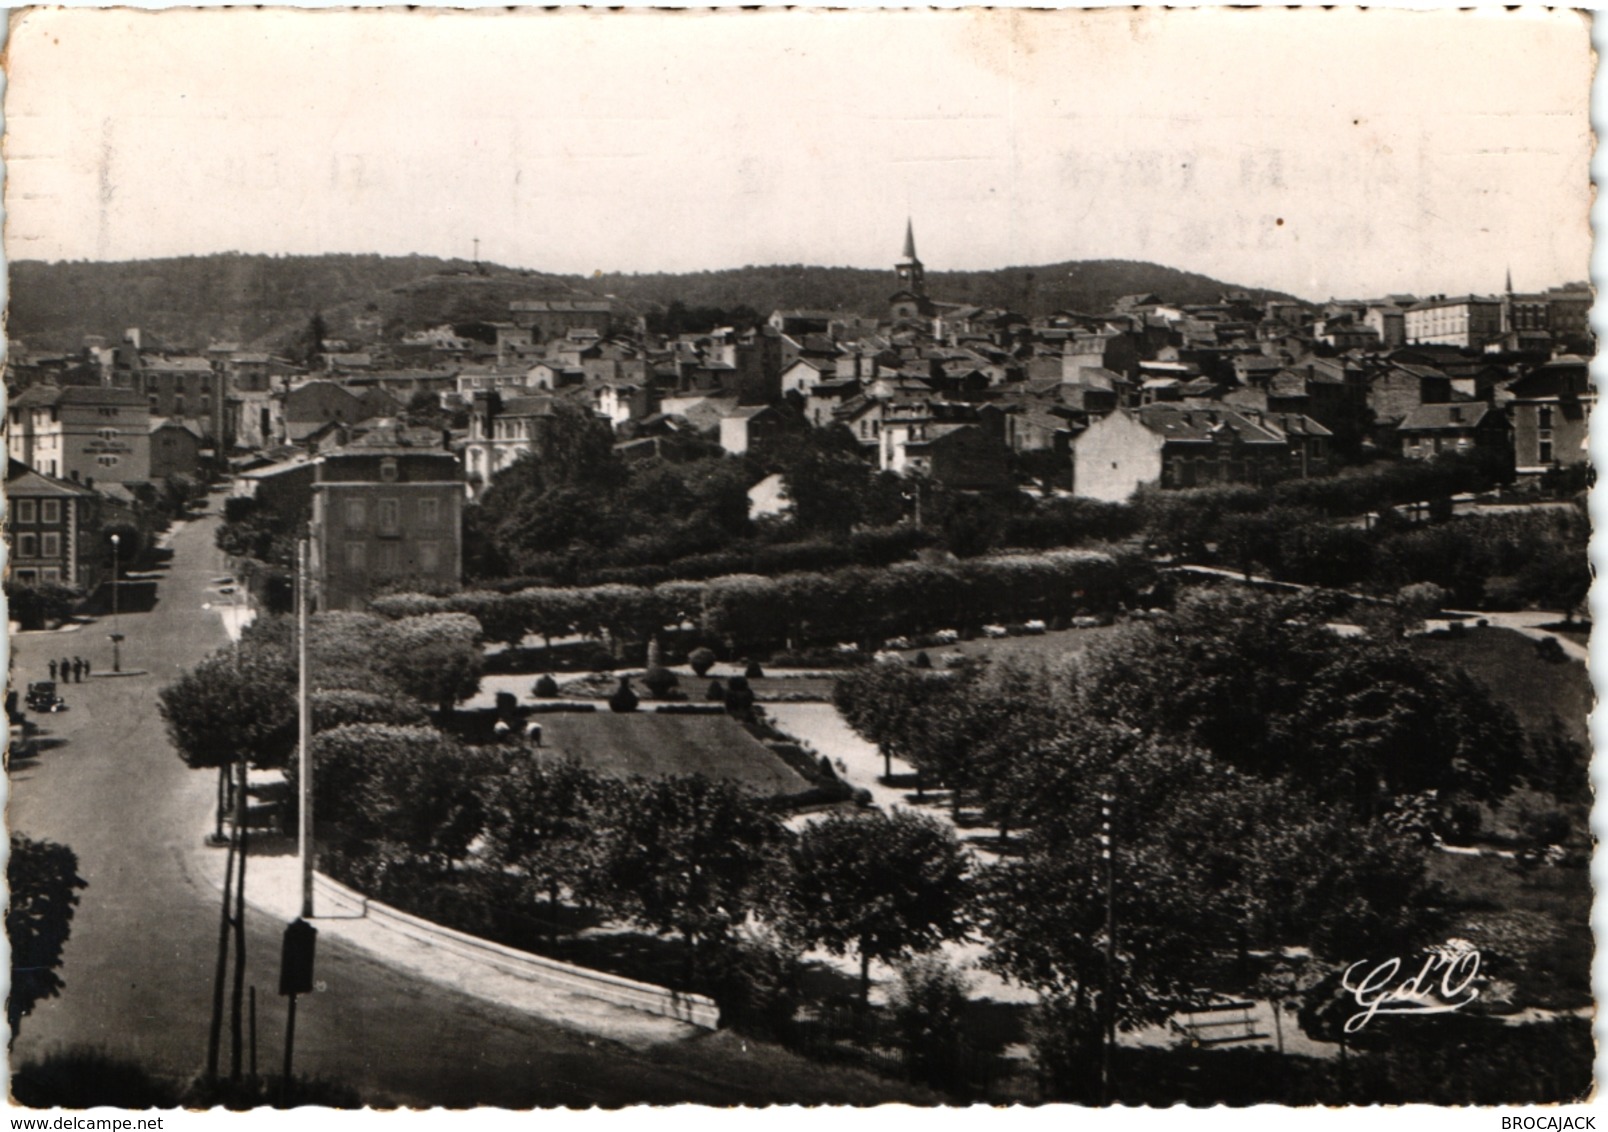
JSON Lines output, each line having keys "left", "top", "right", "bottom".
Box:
{"left": 307, "top": 724, "right": 492, "bottom": 868}
{"left": 833, "top": 664, "right": 958, "bottom": 781}
{"left": 8, "top": 835, "right": 86, "bottom": 1035}
{"left": 158, "top": 643, "right": 299, "bottom": 831}
{"left": 309, "top": 688, "right": 429, "bottom": 733}
{"left": 159, "top": 641, "right": 299, "bottom": 1087}
{"left": 601, "top": 775, "right": 785, "bottom": 980}
{"left": 380, "top": 613, "right": 486, "bottom": 715}
{"left": 888, "top": 955, "right": 977, "bottom": 1093}
{"left": 479, "top": 756, "right": 609, "bottom": 935}
{"left": 780, "top": 808, "right": 972, "bottom": 1007}
{"left": 5, "top": 579, "right": 84, "bottom": 630}
{"left": 1069, "top": 589, "right": 1527, "bottom": 816}
{"left": 979, "top": 731, "right": 1440, "bottom": 1102}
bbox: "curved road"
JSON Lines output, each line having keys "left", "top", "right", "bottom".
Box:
{"left": 7, "top": 503, "right": 887, "bottom": 1107}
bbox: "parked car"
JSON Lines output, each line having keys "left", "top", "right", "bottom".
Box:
{"left": 25, "top": 682, "right": 66, "bottom": 713}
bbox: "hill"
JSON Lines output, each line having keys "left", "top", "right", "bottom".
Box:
{"left": 587, "top": 259, "right": 1290, "bottom": 321}
{"left": 6, "top": 252, "right": 1290, "bottom": 354}
{"left": 6, "top": 253, "right": 587, "bottom": 355}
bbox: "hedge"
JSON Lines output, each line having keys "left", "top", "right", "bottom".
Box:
{"left": 373, "top": 546, "right": 1151, "bottom": 656}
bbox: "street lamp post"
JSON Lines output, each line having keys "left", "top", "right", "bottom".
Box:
{"left": 108, "top": 533, "right": 124, "bottom": 673}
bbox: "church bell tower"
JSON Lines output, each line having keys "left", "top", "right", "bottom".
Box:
{"left": 895, "top": 218, "right": 926, "bottom": 297}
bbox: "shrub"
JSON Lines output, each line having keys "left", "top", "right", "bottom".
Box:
{"left": 642, "top": 665, "right": 680, "bottom": 700}
{"left": 12, "top": 1047, "right": 182, "bottom": 1108}
{"left": 724, "top": 675, "right": 756, "bottom": 715}
{"left": 889, "top": 956, "right": 977, "bottom": 1095}
{"left": 707, "top": 678, "right": 727, "bottom": 702}
{"left": 1534, "top": 636, "right": 1568, "bottom": 664}
{"left": 608, "top": 676, "right": 640, "bottom": 713}
{"left": 533, "top": 674, "right": 559, "bottom": 697}
{"left": 495, "top": 691, "right": 519, "bottom": 719}
{"left": 689, "top": 647, "right": 718, "bottom": 677}
{"left": 1520, "top": 804, "right": 1573, "bottom": 846}
{"left": 745, "top": 660, "right": 765, "bottom": 679}
{"left": 913, "top": 651, "right": 932, "bottom": 669}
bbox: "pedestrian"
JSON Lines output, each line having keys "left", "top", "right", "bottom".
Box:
{"left": 61, "top": 658, "right": 72, "bottom": 685}
{"left": 47, "top": 660, "right": 57, "bottom": 681}
{"left": 82, "top": 657, "right": 92, "bottom": 678}
{"left": 73, "top": 657, "right": 85, "bottom": 682}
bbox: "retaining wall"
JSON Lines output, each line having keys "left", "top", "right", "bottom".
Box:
{"left": 312, "top": 872, "right": 721, "bottom": 1029}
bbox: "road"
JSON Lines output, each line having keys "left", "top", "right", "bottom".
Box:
{"left": 7, "top": 501, "right": 893, "bottom": 1107}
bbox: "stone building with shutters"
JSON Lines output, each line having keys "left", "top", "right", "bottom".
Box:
{"left": 309, "top": 423, "right": 463, "bottom": 611}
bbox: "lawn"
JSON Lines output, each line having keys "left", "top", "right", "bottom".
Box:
{"left": 893, "top": 623, "right": 1125, "bottom": 666}
{"left": 1425, "top": 851, "right": 1592, "bottom": 1011}
{"left": 1408, "top": 626, "right": 1590, "bottom": 748}
{"left": 536, "top": 711, "right": 808, "bottom": 795}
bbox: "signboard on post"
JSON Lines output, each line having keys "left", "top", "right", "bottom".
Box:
{"left": 279, "top": 918, "right": 317, "bottom": 997}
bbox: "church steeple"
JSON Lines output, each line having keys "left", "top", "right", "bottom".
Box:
{"left": 895, "top": 218, "right": 925, "bottom": 297}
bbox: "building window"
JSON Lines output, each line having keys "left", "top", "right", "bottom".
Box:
{"left": 419, "top": 498, "right": 440, "bottom": 528}
{"left": 18, "top": 533, "right": 39, "bottom": 557}
{"left": 40, "top": 532, "right": 60, "bottom": 557}
{"left": 14, "top": 569, "right": 35, "bottom": 584}
{"left": 419, "top": 541, "right": 440, "bottom": 573}
{"left": 39, "top": 567, "right": 61, "bottom": 583}
{"left": 377, "top": 543, "right": 400, "bottom": 574}
{"left": 150, "top": 395, "right": 161, "bottom": 411}
{"left": 1539, "top": 439, "right": 1554, "bottom": 463}
{"left": 380, "top": 458, "right": 399, "bottom": 483}
{"left": 175, "top": 395, "right": 185, "bottom": 415}
{"left": 15, "top": 500, "right": 36, "bottom": 524}
{"left": 344, "top": 499, "right": 366, "bottom": 529}
{"left": 378, "top": 498, "right": 400, "bottom": 535}
{"left": 1538, "top": 406, "right": 1554, "bottom": 430}
{"left": 98, "top": 427, "right": 119, "bottom": 442}
{"left": 97, "top": 455, "right": 120, "bottom": 467}
{"left": 40, "top": 500, "right": 59, "bottom": 524}
{"left": 344, "top": 541, "right": 367, "bottom": 572}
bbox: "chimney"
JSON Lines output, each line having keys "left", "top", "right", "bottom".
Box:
{"left": 1449, "top": 406, "right": 1463, "bottom": 423}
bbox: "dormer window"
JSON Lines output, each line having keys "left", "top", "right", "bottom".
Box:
{"left": 380, "top": 458, "right": 399, "bottom": 483}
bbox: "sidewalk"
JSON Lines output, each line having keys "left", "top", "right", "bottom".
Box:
{"left": 188, "top": 821, "right": 710, "bottom": 1049}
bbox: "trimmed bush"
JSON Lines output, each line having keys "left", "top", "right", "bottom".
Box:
{"left": 642, "top": 665, "right": 680, "bottom": 700}
{"left": 608, "top": 677, "right": 640, "bottom": 713}
{"left": 745, "top": 660, "right": 765, "bottom": 680}
{"left": 707, "top": 678, "right": 727, "bottom": 702}
{"left": 688, "top": 646, "right": 718, "bottom": 677}
{"left": 533, "top": 673, "right": 559, "bottom": 697}
{"left": 724, "top": 675, "right": 756, "bottom": 715}
{"left": 913, "top": 651, "right": 932, "bottom": 669}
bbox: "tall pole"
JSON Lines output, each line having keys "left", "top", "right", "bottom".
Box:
{"left": 1100, "top": 791, "right": 1116, "bottom": 1106}
{"left": 109, "top": 534, "right": 122, "bottom": 673}
{"left": 298, "top": 537, "right": 314, "bottom": 920}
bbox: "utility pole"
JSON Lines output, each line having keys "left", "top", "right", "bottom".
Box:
{"left": 298, "top": 537, "right": 314, "bottom": 919}
{"left": 1100, "top": 791, "right": 1116, "bottom": 1106}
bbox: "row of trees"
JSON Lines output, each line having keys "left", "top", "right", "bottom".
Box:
{"left": 833, "top": 590, "right": 1543, "bottom": 1100}
{"left": 372, "top": 546, "right": 1151, "bottom": 657}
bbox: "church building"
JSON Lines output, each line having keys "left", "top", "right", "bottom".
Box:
{"left": 888, "top": 220, "right": 935, "bottom": 321}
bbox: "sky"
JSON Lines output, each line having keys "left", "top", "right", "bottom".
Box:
{"left": 3, "top": 6, "right": 1594, "bottom": 301}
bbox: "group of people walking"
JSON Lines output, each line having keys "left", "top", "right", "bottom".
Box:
{"left": 48, "top": 657, "right": 91, "bottom": 683}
